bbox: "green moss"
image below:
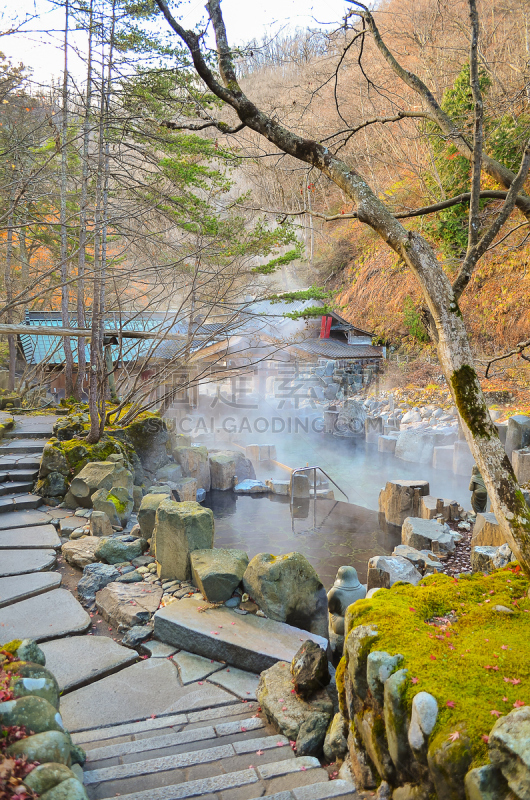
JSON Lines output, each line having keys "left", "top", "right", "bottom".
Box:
{"left": 343, "top": 569, "right": 530, "bottom": 769}
{"left": 107, "top": 492, "right": 127, "bottom": 514}
{"left": 450, "top": 364, "right": 492, "bottom": 439}
{"left": 336, "top": 658, "right": 347, "bottom": 716}
{"left": 0, "top": 639, "right": 22, "bottom": 655}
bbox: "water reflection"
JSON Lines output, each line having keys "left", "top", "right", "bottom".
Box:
{"left": 204, "top": 491, "right": 401, "bottom": 589}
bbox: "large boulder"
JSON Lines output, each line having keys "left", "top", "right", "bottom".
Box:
{"left": 7, "top": 731, "right": 72, "bottom": 766}
{"left": 11, "top": 663, "right": 60, "bottom": 709}
{"left": 37, "top": 472, "right": 69, "bottom": 498}
{"left": 0, "top": 695, "right": 65, "bottom": 735}
{"left": 242, "top": 552, "right": 329, "bottom": 640}
{"left": 23, "top": 763, "right": 79, "bottom": 796}
{"left": 367, "top": 556, "right": 422, "bottom": 591}
{"left": 464, "top": 764, "right": 513, "bottom": 800}
{"left": 77, "top": 563, "right": 120, "bottom": 605}
{"left": 395, "top": 430, "right": 436, "bottom": 464}
{"left": 506, "top": 414, "right": 530, "bottom": 459}
{"left": 378, "top": 480, "right": 430, "bottom": 528}
{"left": 153, "top": 499, "right": 214, "bottom": 581}
{"left": 94, "top": 536, "right": 148, "bottom": 565}
{"left": 69, "top": 462, "right": 133, "bottom": 508}
{"left": 61, "top": 537, "right": 100, "bottom": 569}
{"left": 172, "top": 478, "right": 198, "bottom": 502}
{"left": 39, "top": 441, "right": 69, "bottom": 478}
{"left": 209, "top": 450, "right": 256, "bottom": 491}
{"left": 39, "top": 778, "right": 89, "bottom": 800}
{"left": 257, "top": 660, "right": 333, "bottom": 757}
{"left": 471, "top": 512, "right": 504, "bottom": 547}
{"left": 92, "top": 486, "right": 133, "bottom": 527}
{"left": 138, "top": 493, "right": 170, "bottom": 541}
{"left": 96, "top": 581, "right": 163, "bottom": 628}
{"left": 190, "top": 548, "right": 248, "bottom": 602}
{"left": 174, "top": 446, "right": 210, "bottom": 492}
{"left": 401, "top": 517, "right": 457, "bottom": 554}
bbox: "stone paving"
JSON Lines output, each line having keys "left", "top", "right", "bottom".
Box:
{"left": 0, "top": 414, "right": 355, "bottom": 800}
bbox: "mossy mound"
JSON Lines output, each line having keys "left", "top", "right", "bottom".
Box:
{"left": 342, "top": 567, "right": 530, "bottom": 768}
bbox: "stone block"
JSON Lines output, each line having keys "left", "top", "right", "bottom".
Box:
{"left": 92, "top": 487, "right": 133, "bottom": 527}
{"left": 190, "top": 547, "right": 249, "bottom": 602}
{"left": 488, "top": 706, "right": 530, "bottom": 800}
{"left": 402, "top": 517, "right": 456, "bottom": 554}
{"left": 155, "top": 463, "right": 183, "bottom": 484}
{"left": 471, "top": 512, "right": 503, "bottom": 546}
{"left": 495, "top": 422, "right": 508, "bottom": 446}
{"left": 513, "top": 447, "right": 530, "bottom": 484}
{"left": 395, "top": 430, "right": 435, "bottom": 464}
{"left": 89, "top": 511, "right": 113, "bottom": 538}
{"left": 209, "top": 451, "right": 237, "bottom": 490}
{"left": 234, "top": 479, "right": 269, "bottom": 493}
{"left": 365, "top": 416, "right": 383, "bottom": 445}
{"left": 506, "top": 414, "right": 530, "bottom": 459}
{"left": 174, "top": 445, "right": 210, "bottom": 491}
{"left": 266, "top": 479, "right": 290, "bottom": 495}
{"left": 453, "top": 439, "right": 476, "bottom": 476}
{"left": 367, "top": 555, "right": 422, "bottom": 590}
{"left": 291, "top": 474, "right": 310, "bottom": 498}
{"left": 61, "top": 537, "right": 100, "bottom": 569}
{"left": 243, "top": 551, "right": 328, "bottom": 640}
{"left": 172, "top": 477, "right": 198, "bottom": 502}
{"left": 471, "top": 545, "right": 499, "bottom": 573}
{"left": 96, "top": 581, "right": 163, "bottom": 628}
{"left": 392, "top": 545, "right": 443, "bottom": 574}
{"left": 154, "top": 596, "right": 328, "bottom": 672}
{"left": 433, "top": 445, "right": 454, "bottom": 471}
{"left": 69, "top": 461, "right": 133, "bottom": 509}
{"left": 138, "top": 493, "right": 169, "bottom": 540}
{"left": 153, "top": 499, "right": 214, "bottom": 581}
{"left": 378, "top": 435, "right": 397, "bottom": 454}
{"left": 378, "top": 480, "right": 430, "bottom": 528}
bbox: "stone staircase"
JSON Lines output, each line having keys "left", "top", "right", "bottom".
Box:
{"left": 0, "top": 414, "right": 52, "bottom": 512}
{"left": 73, "top": 701, "right": 355, "bottom": 800}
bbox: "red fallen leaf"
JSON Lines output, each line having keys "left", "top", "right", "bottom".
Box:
{"left": 501, "top": 646, "right": 508, "bottom": 650}
{"left": 511, "top": 678, "right": 522, "bottom": 685}
{"left": 446, "top": 701, "right": 455, "bottom": 708}
{"left": 490, "top": 710, "right": 502, "bottom": 717}
{"left": 276, "top": 741, "right": 284, "bottom": 747}
{"left": 430, "top": 655, "right": 436, "bottom": 661}
{"left": 448, "top": 731, "right": 460, "bottom": 741}
{"left": 482, "top": 735, "right": 489, "bottom": 743}
{"left": 503, "top": 697, "right": 509, "bottom": 702}
{"left": 514, "top": 700, "right": 525, "bottom": 707}
{"left": 151, "top": 714, "right": 156, "bottom": 719}
{"left": 409, "top": 607, "right": 416, "bottom": 612}
{"left": 411, "top": 677, "right": 419, "bottom": 685}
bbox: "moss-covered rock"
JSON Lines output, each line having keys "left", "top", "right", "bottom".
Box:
{"left": 23, "top": 763, "right": 78, "bottom": 796}
{"left": 7, "top": 730, "right": 71, "bottom": 765}
{"left": 11, "top": 663, "right": 60, "bottom": 709}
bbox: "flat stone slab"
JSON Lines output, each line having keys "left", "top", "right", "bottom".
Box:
{"left": 96, "top": 582, "right": 163, "bottom": 629}
{"left": 154, "top": 597, "right": 329, "bottom": 673}
{"left": 0, "top": 510, "right": 51, "bottom": 530}
{"left": 0, "top": 572, "right": 61, "bottom": 608}
{"left": 0, "top": 588, "right": 91, "bottom": 641}
{"left": 208, "top": 666, "right": 260, "bottom": 700}
{"left": 0, "top": 549, "right": 56, "bottom": 577}
{"left": 0, "top": 524, "right": 60, "bottom": 550}
{"left": 0, "top": 439, "right": 48, "bottom": 451}
{"left": 40, "top": 636, "right": 138, "bottom": 693}
{"left": 140, "top": 640, "right": 177, "bottom": 659}
{"left": 60, "top": 658, "right": 236, "bottom": 731}
{"left": 172, "top": 650, "right": 224, "bottom": 684}
{"left": 0, "top": 494, "right": 42, "bottom": 513}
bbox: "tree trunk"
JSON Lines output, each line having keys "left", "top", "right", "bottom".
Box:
{"left": 5, "top": 210, "right": 16, "bottom": 392}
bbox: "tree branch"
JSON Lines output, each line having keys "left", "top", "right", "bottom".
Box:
{"left": 467, "top": 0, "right": 484, "bottom": 253}
{"left": 484, "top": 339, "right": 530, "bottom": 378}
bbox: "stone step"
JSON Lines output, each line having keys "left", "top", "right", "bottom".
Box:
{"left": 0, "top": 509, "right": 52, "bottom": 530}
{"left": 0, "top": 548, "right": 56, "bottom": 577}
{"left": 0, "top": 572, "right": 62, "bottom": 608}
{"left": 0, "top": 481, "right": 35, "bottom": 496}
{"left": 0, "top": 524, "right": 60, "bottom": 549}
{"left": 85, "top": 716, "right": 266, "bottom": 765}
{"left": 0, "top": 493, "right": 43, "bottom": 512}
{"left": 40, "top": 636, "right": 138, "bottom": 694}
{"left": 154, "top": 596, "right": 328, "bottom": 673}
{"left": 0, "top": 469, "right": 39, "bottom": 483}
{"left": 0, "top": 456, "right": 41, "bottom": 472}
{"left": 0, "top": 438, "right": 48, "bottom": 454}
{"left": 0, "top": 586, "right": 91, "bottom": 641}
{"left": 7, "top": 426, "right": 54, "bottom": 439}
{"left": 89, "top": 757, "right": 324, "bottom": 800}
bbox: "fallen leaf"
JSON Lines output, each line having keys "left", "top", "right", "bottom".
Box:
{"left": 446, "top": 701, "right": 455, "bottom": 708}
{"left": 411, "top": 677, "right": 419, "bottom": 685}
{"left": 490, "top": 710, "right": 502, "bottom": 717}
{"left": 448, "top": 731, "right": 460, "bottom": 741}
{"left": 514, "top": 700, "right": 525, "bottom": 707}
{"left": 256, "top": 750, "right": 264, "bottom": 756}
{"left": 481, "top": 735, "right": 489, "bottom": 743}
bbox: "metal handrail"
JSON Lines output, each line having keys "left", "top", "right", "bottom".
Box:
{"left": 290, "top": 465, "right": 349, "bottom": 502}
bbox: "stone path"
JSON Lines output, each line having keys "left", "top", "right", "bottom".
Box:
{"left": 0, "top": 414, "right": 355, "bottom": 800}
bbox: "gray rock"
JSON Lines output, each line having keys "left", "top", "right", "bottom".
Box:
{"left": 291, "top": 473, "right": 310, "bottom": 498}
{"left": 367, "top": 555, "right": 422, "bottom": 591}
{"left": 428, "top": 731, "right": 472, "bottom": 800}
{"left": 40, "top": 777, "right": 89, "bottom": 800}
{"left": 506, "top": 414, "right": 530, "bottom": 458}
{"left": 69, "top": 461, "right": 133, "bottom": 507}
{"left": 471, "top": 546, "right": 499, "bottom": 573}
{"left": 11, "top": 663, "right": 60, "bottom": 709}
{"left": 121, "top": 625, "right": 152, "bottom": 648}
{"left": 378, "top": 480, "right": 429, "bottom": 527}
{"left": 209, "top": 451, "right": 238, "bottom": 490}
{"left": 290, "top": 640, "right": 330, "bottom": 697}
{"left": 395, "top": 429, "right": 435, "bottom": 464}
{"left": 77, "top": 563, "right": 120, "bottom": 604}
{"left": 190, "top": 548, "right": 248, "bottom": 602}
{"left": 138, "top": 493, "right": 170, "bottom": 540}
{"left": 366, "top": 651, "right": 403, "bottom": 706}
{"left": 156, "top": 462, "right": 183, "bottom": 484}
{"left": 174, "top": 445, "right": 210, "bottom": 492}
{"left": 154, "top": 595, "right": 328, "bottom": 673}
{"left": 323, "top": 711, "right": 348, "bottom": 762}
{"left": 345, "top": 624, "right": 379, "bottom": 700}
{"left": 17, "top": 638, "right": 46, "bottom": 666}
{"left": 402, "top": 517, "right": 456, "bottom": 554}
{"left": 39, "top": 441, "right": 69, "bottom": 478}
{"left": 90, "top": 510, "right": 113, "bottom": 538}
{"left": 208, "top": 666, "right": 260, "bottom": 700}
{"left": 133, "top": 485, "right": 143, "bottom": 512}
{"left": 492, "top": 543, "right": 514, "bottom": 569}
{"left": 257, "top": 660, "right": 333, "bottom": 756}
{"left": 172, "top": 478, "right": 198, "bottom": 502}
{"left": 489, "top": 705, "right": 530, "bottom": 800}
{"left": 408, "top": 691, "right": 438, "bottom": 755}
{"left": 233, "top": 479, "right": 269, "bottom": 494}
{"left": 92, "top": 486, "right": 133, "bottom": 527}
{"left": 243, "top": 551, "right": 329, "bottom": 640}
{"left": 392, "top": 545, "right": 443, "bottom": 574}
{"left": 140, "top": 639, "right": 177, "bottom": 658}
{"left": 171, "top": 650, "right": 223, "bottom": 684}
{"left": 7, "top": 730, "right": 71, "bottom": 765}
{"left": 153, "top": 499, "right": 214, "bottom": 581}
{"left": 94, "top": 536, "right": 148, "bottom": 565}
{"left": 384, "top": 668, "right": 410, "bottom": 772}
{"left": 393, "top": 785, "right": 430, "bottom": 800}
{"left": 96, "top": 581, "right": 163, "bottom": 629}
{"left": 38, "top": 471, "right": 69, "bottom": 498}
{"left": 0, "top": 695, "right": 65, "bottom": 734}
{"left": 472, "top": 512, "right": 504, "bottom": 547}
{"left": 24, "top": 763, "right": 78, "bottom": 796}
{"left": 116, "top": 569, "right": 143, "bottom": 583}
{"left": 464, "top": 764, "right": 512, "bottom": 800}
